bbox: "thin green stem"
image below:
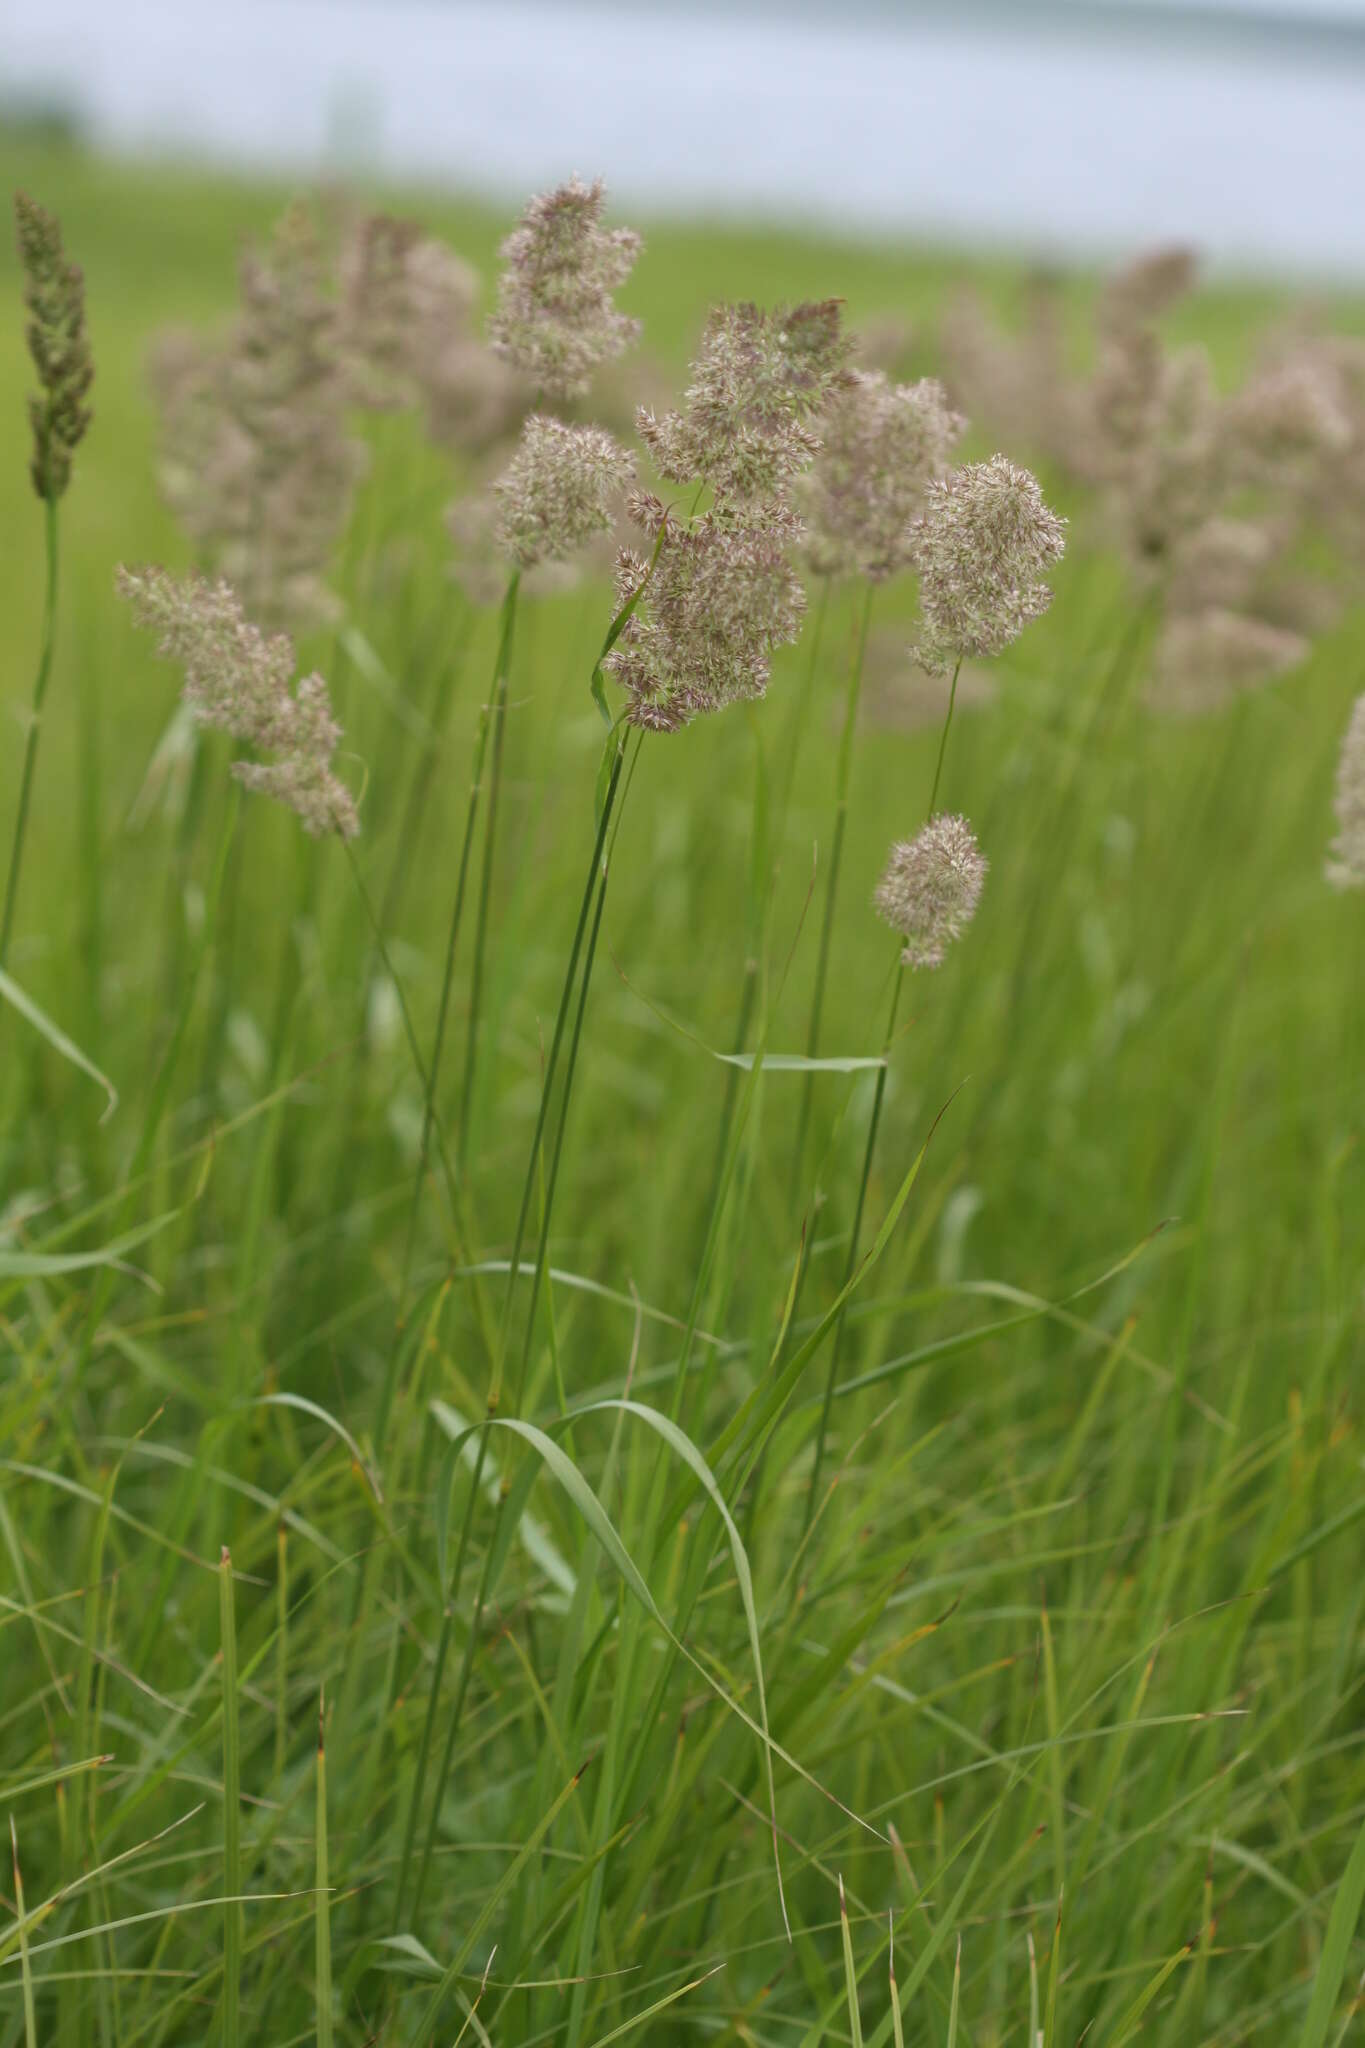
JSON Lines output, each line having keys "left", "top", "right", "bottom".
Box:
{"left": 377, "top": 610, "right": 510, "bottom": 1457}
{"left": 803, "top": 953, "right": 904, "bottom": 1525}
{"left": 0, "top": 492, "right": 60, "bottom": 972}
{"left": 405, "top": 731, "right": 636, "bottom": 1933}
{"left": 926, "top": 659, "right": 962, "bottom": 819}
{"left": 219, "top": 1549, "right": 241, "bottom": 2048}
{"left": 789, "top": 582, "right": 873, "bottom": 1204}
{"left": 77, "top": 778, "right": 242, "bottom": 1378}
{"left": 458, "top": 572, "right": 520, "bottom": 1166}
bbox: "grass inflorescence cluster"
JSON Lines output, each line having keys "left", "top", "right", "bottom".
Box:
{"left": 2, "top": 136, "right": 1365, "bottom": 2048}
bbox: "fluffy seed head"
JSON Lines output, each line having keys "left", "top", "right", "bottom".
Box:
{"left": 15, "top": 191, "right": 93, "bottom": 499}
{"left": 1098, "top": 245, "right": 1197, "bottom": 336}
{"left": 150, "top": 203, "right": 363, "bottom": 632}
{"left": 604, "top": 500, "right": 806, "bottom": 732}
{"left": 800, "top": 370, "right": 965, "bottom": 581}
{"left": 492, "top": 414, "right": 634, "bottom": 568}
{"left": 911, "top": 455, "right": 1067, "bottom": 673}
{"left": 1224, "top": 359, "right": 1353, "bottom": 488}
{"left": 117, "top": 566, "right": 359, "bottom": 838}
{"left": 638, "top": 298, "right": 850, "bottom": 505}
{"left": 1328, "top": 693, "right": 1365, "bottom": 890}
{"left": 339, "top": 212, "right": 481, "bottom": 409}
{"left": 874, "top": 815, "right": 987, "bottom": 969}
{"left": 1147, "top": 606, "right": 1308, "bottom": 717}
{"left": 488, "top": 176, "right": 641, "bottom": 400}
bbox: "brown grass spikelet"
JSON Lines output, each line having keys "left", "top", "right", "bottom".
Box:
{"left": 14, "top": 190, "right": 93, "bottom": 499}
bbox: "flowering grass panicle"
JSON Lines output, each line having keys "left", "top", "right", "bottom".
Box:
{"left": 1098, "top": 244, "right": 1197, "bottom": 337}
{"left": 339, "top": 211, "right": 481, "bottom": 410}
{"left": 605, "top": 499, "right": 806, "bottom": 731}
{"left": 874, "top": 813, "right": 987, "bottom": 969}
{"left": 492, "top": 414, "right": 634, "bottom": 568}
{"left": 910, "top": 454, "right": 1067, "bottom": 673}
{"left": 800, "top": 370, "right": 964, "bottom": 581}
{"left": 1148, "top": 605, "right": 1308, "bottom": 716}
{"left": 1327, "top": 693, "right": 1365, "bottom": 888}
{"left": 638, "top": 298, "right": 850, "bottom": 505}
{"left": 151, "top": 203, "right": 362, "bottom": 631}
{"left": 1224, "top": 359, "right": 1353, "bottom": 488}
{"left": 117, "top": 565, "right": 359, "bottom": 838}
{"left": 488, "top": 176, "right": 641, "bottom": 400}
{"left": 14, "top": 191, "right": 93, "bottom": 499}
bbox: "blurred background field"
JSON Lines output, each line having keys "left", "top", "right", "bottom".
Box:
{"left": 3, "top": 5, "right": 1365, "bottom": 2043}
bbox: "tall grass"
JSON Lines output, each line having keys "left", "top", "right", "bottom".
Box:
{"left": 1, "top": 133, "right": 1365, "bottom": 2048}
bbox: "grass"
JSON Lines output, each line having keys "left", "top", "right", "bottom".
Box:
{"left": 1, "top": 128, "right": 1365, "bottom": 2046}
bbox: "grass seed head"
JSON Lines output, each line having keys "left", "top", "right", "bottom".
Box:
{"left": 1148, "top": 605, "right": 1308, "bottom": 716}
{"left": 117, "top": 565, "right": 359, "bottom": 838}
{"left": 638, "top": 297, "right": 851, "bottom": 506}
{"left": 875, "top": 813, "right": 988, "bottom": 969}
{"left": 489, "top": 176, "right": 642, "bottom": 400}
{"left": 493, "top": 413, "right": 634, "bottom": 568}
{"left": 14, "top": 190, "right": 93, "bottom": 499}
{"left": 911, "top": 454, "right": 1067, "bottom": 674}
{"left": 605, "top": 500, "right": 807, "bottom": 731}
{"left": 1328, "top": 692, "right": 1365, "bottom": 889}
{"left": 800, "top": 369, "right": 965, "bottom": 582}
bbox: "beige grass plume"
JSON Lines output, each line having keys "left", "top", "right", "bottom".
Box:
{"left": 874, "top": 814, "right": 987, "bottom": 969}
{"left": 488, "top": 176, "right": 641, "bottom": 400}
{"left": 117, "top": 566, "right": 359, "bottom": 838}
{"left": 910, "top": 455, "right": 1067, "bottom": 674}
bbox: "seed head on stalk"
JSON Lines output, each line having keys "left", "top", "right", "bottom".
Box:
{"left": 117, "top": 565, "right": 359, "bottom": 839}
{"left": 638, "top": 296, "right": 850, "bottom": 507}
{"left": 910, "top": 455, "right": 1067, "bottom": 674}
{"left": 800, "top": 370, "right": 964, "bottom": 582}
{"left": 493, "top": 414, "right": 634, "bottom": 569}
{"left": 488, "top": 175, "right": 642, "bottom": 400}
{"left": 605, "top": 498, "right": 806, "bottom": 732}
{"left": 874, "top": 813, "right": 987, "bottom": 970}
{"left": 1328, "top": 693, "right": 1365, "bottom": 889}
{"left": 15, "top": 191, "right": 93, "bottom": 499}
{"left": 150, "top": 202, "right": 362, "bottom": 633}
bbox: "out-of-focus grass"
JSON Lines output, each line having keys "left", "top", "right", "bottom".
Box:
{"left": 1, "top": 131, "right": 1364, "bottom": 2047}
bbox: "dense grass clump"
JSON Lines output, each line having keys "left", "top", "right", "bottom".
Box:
{"left": 2, "top": 134, "right": 1365, "bottom": 2047}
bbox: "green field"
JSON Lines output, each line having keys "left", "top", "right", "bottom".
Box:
{"left": 2, "top": 133, "right": 1364, "bottom": 2047}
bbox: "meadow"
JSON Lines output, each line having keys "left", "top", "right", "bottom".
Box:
{"left": 2, "top": 129, "right": 1364, "bottom": 2048}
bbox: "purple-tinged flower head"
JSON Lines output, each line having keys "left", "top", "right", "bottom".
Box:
{"left": 339, "top": 212, "right": 481, "bottom": 410}
{"left": 492, "top": 413, "right": 634, "bottom": 569}
{"left": 488, "top": 176, "right": 641, "bottom": 401}
{"left": 150, "top": 203, "right": 363, "bottom": 634}
{"left": 116, "top": 566, "right": 359, "bottom": 839}
{"left": 874, "top": 815, "right": 987, "bottom": 970}
{"left": 1328, "top": 694, "right": 1365, "bottom": 890}
{"left": 800, "top": 371, "right": 964, "bottom": 582}
{"left": 910, "top": 455, "right": 1067, "bottom": 674}
{"left": 637, "top": 298, "right": 850, "bottom": 506}
{"left": 14, "top": 192, "right": 93, "bottom": 499}
{"left": 604, "top": 497, "right": 807, "bottom": 733}
{"left": 1147, "top": 606, "right": 1308, "bottom": 718}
